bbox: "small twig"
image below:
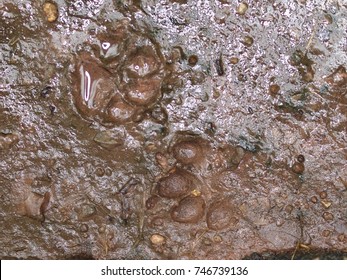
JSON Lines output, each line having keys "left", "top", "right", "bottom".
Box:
{"left": 190, "top": 229, "right": 208, "bottom": 252}
{"left": 118, "top": 178, "right": 139, "bottom": 195}
{"left": 291, "top": 241, "right": 300, "bottom": 260}
{"left": 8, "top": 36, "right": 20, "bottom": 46}
{"left": 305, "top": 15, "right": 321, "bottom": 54}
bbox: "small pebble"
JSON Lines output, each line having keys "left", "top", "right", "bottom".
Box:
{"left": 43, "top": 2, "right": 58, "bottom": 23}
{"left": 276, "top": 218, "right": 285, "bottom": 227}
{"left": 213, "top": 235, "right": 222, "bottom": 243}
{"left": 213, "top": 90, "right": 220, "bottom": 99}
{"left": 151, "top": 217, "right": 164, "bottom": 227}
{"left": 237, "top": 3, "right": 249, "bottom": 15}
{"left": 310, "top": 196, "right": 318, "bottom": 203}
{"left": 322, "top": 212, "right": 334, "bottom": 221}
{"left": 323, "top": 14, "right": 333, "bottom": 25}
{"left": 80, "top": 204, "right": 96, "bottom": 218}
{"left": 269, "top": 84, "right": 280, "bottom": 95}
{"left": 191, "top": 189, "right": 201, "bottom": 197}
{"left": 297, "top": 154, "right": 305, "bottom": 163}
{"left": 155, "top": 152, "right": 169, "bottom": 170}
{"left": 203, "top": 238, "right": 212, "bottom": 246}
{"left": 337, "top": 234, "right": 345, "bottom": 242}
{"left": 285, "top": 205, "right": 293, "bottom": 214}
{"left": 319, "top": 191, "right": 327, "bottom": 199}
{"left": 188, "top": 55, "right": 198, "bottom": 66}
{"left": 146, "top": 143, "right": 156, "bottom": 152}
{"left": 150, "top": 234, "right": 166, "bottom": 245}
{"left": 230, "top": 57, "right": 239, "bottom": 64}
{"left": 95, "top": 167, "right": 105, "bottom": 177}
{"left": 321, "top": 229, "right": 331, "bottom": 237}
{"left": 292, "top": 162, "right": 305, "bottom": 174}
{"left": 242, "top": 36, "right": 254, "bottom": 47}
{"left": 79, "top": 224, "right": 89, "bottom": 232}
{"left": 98, "top": 226, "right": 106, "bottom": 234}
{"left": 321, "top": 200, "right": 332, "bottom": 209}
{"left": 238, "top": 73, "right": 246, "bottom": 81}
{"left": 105, "top": 168, "right": 112, "bottom": 176}
{"left": 146, "top": 196, "right": 160, "bottom": 210}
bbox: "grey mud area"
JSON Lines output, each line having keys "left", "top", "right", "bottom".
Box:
{"left": 0, "top": 0, "right": 347, "bottom": 259}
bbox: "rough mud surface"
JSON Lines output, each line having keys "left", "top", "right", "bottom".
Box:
{"left": 1, "top": 0, "right": 347, "bottom": 260}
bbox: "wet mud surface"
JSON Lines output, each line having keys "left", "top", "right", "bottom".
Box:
{"left": 1, "top": 0, "right": 347, "bottom": 259}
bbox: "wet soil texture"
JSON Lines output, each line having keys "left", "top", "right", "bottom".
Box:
{"left": 0, "top": 0, "right": 347, "bottom": 259}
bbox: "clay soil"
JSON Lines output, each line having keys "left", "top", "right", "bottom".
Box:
{"left": 0, "top": 0, "right": 347, "bottom": 259}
